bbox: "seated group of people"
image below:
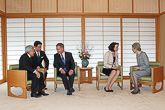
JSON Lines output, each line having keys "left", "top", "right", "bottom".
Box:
{"left": 19, "top": 41, "right": 151, "bottom": 98}
{"left": 103, "top": 42, "right": 151, "bottom": 94}
{"left": 19, "top": 42, "right": 75, "bottom": 97}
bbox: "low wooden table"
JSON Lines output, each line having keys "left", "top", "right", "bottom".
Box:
{"left": 79, "top": 67, "right": 93, "bottom": 84}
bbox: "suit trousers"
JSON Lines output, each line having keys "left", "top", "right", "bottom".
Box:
{"left": 59, "top": 73, "right": 75, "bottom": 90}
{"left": 44, "top": 72, "right": 48, "bottom": 80}
{"left": 28, "top": 72, "right": 45, "bottom": 93}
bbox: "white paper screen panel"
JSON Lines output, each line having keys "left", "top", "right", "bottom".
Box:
{"left": 45, "top": 18, "right": 81, "bottom": 78}
{"left": 85, "top": 18, "right": 121, "bottom": 77}
{"left": 7, "top": 18, "right": 43, "bottom": 69}
{"left": 122, "top": 18, "right": 156, "bottom": 76}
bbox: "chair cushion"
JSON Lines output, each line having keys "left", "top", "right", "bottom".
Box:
{"left": 56, "top": 76, "right": 79, "bottom": 82}
{"left": 138, "top": 76, "right": 152, "bottom": 82}
{"left": 27, "top": 80, "right": 32, "bottom": 86}
{"left": 100, "top": 75, "right": 122, "bottom": 80}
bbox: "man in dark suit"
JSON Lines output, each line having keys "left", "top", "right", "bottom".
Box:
{"left": 19, "top": 45, "right": 49, "bottom": 98}
{"left": 54, "top": 43, "right": 75, "bottom": 95}
{"left": 32, "top": 41, "right": 49, "bottom": 90}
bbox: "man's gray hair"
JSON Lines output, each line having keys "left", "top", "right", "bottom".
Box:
{"left": 132, "top": 42, "right": 141, "bottom": 51}
{"left": 25, "top": 45, "right": 34, "bottom": 53}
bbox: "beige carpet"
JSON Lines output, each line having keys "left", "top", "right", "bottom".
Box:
{"left": 0, "top": 80, "right": 165, "bottom": 110}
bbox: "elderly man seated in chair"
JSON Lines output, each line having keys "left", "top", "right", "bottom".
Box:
{"left": 19, "top": 45, "right": 49, "bottom": 98}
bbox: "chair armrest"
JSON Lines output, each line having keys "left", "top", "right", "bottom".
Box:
{"left": 96, "top": 66, "right": 100, "bottom": 78}
{"left": 54, "top": 68, "right": 57, "bottom": 81}
{"left": 150, "top": 66, "right": 164, "bottom": 82}
{"left": 75, "top": 66, "right": 80, "bottom": 78}
{"left": 119, "top": 65, "right": 123, "bottom": 78}
{"left": 130, "top": 66, "right": 138, "bottom": 72}
{"left": 7, "top": 70, "right": 27, "bottom": 88}
{"left": 39, "top": 68, "right": 44, "bottom": 74}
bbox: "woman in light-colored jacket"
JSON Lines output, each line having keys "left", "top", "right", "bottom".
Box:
{"left": 103, "top": 42, "right": 120, "bottom": 92}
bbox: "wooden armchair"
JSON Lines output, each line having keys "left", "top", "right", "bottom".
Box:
{"left": 130, "top": 62, "right": 164, "bottom": 93}
{"left": 96, "top": 61, "right": 123, "bottom": 91}
{"left": 7, "top": 64, "right": 44, "bottom": 99}
{"left": 54, "top": 62, "right": 80, "bottom": 92}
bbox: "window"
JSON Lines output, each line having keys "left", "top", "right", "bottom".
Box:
{"left": 85, "top": 18, "right": 121, "bottom": 77}
{"left": 6, "top": 17, "right": 157, "bottom": 78}
{"left": 122, "top": 18, "right": 156, "bottom": 76}
{"left": 45, "top": 18, "right": 81, "bottom": 78}
{"left": 0, "top": 18, "right": 2, "bottom": 80}
{"left": 7, "top": 18, "right": 43, "bottom": 69}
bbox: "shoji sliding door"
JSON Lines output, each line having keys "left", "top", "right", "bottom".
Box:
{"left": 7, "top": 18, "right": 43, "bottom": 69}
{"left": 122, "top": 18, "right": 156, "bottom": 76}
{"left": 45, "top": 18, "right": 81, "bottom": 78}
{"left": 85, "top": 18, "right": 121, "bottom": 77}
{"left": 6, "top": 17, "right": 156, "bottom": 78}
{"left": 0, "top": 18, "right": 2, "bottom": 80}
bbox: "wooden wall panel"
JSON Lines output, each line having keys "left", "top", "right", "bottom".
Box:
{"left": 109, "top": 0, "right": 132, "bottom": 13}
{"left": 84, "top": 0, "right": 108, "bottom": 13}
{"left": 32, "top": 0, "right": 57, "bottom": 13}
{"left": 58, "top": 0, "right": 82, "bottom": 13}
{"left": 160, "top": 14, "right": 165, "bottom": 76}
{"left": 160, "top": 0, "right": 165, "bottom": 13}
{"left": 134, "top": 0, "right": 159, "bottom": 13}
{"left": 0, "top": 0, "right": 5, "bottom": 12}
{"left": 6, "top": 0, "right": 31, "bottom": 13}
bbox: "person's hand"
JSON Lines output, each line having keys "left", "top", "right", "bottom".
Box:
{"left": 44, "top": 68, "right": 47, "bottom": 73}
{"left": 112, "top": 67, "right": 119, "bottom": 70}
{"left": 69, "top": 70, "right": 73, "bottom": 76}
{"left": 36, "top": 67, "right": 41, "bottom": 72}
{"left": 35, "top": 71, "right": 40, "bottom": 78}
{"left": 61, "top": 69, "right": 66, "bottom": 74}
{"left": 134, "top": 67, "right": 139, "bottom": 70}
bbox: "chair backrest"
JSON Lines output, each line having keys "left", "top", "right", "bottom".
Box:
{"left": 149, "top": 62, "right": 161, "bottom": 66}
{"left": 97, "top": 61, "right": 104, "bottom": 73}
{"left": 74, "top": 62, "right": 78, "bottom": 73}
{"left": 9, "top": 64, "right": 19, "bottom": 70}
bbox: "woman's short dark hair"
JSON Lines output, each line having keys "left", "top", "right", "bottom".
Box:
{"left": 34, "top": 41, "right": 42, "bottom": 47}
{"left": 108, "top": 42, "right": 119, "bottom": 52}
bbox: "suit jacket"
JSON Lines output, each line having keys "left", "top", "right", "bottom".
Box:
{"left": 32, "top": 50, "right": 49, "bottom": 70}
{"left": 53, "top": 52, "right": 75, "bottom": 76}
{"left": 19, "top": 53, "right": 35, "bottom": 75}
{"left": 103, "top": 50, "right": 119, "bottom": 68}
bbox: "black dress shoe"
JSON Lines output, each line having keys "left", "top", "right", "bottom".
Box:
{"left": 67, "top": 91, "right": 72, "bottom": 95}
{"left": 31, "top": 93, "right": 41, "bottom": 98}
{"left": 70, "top": 88, "right": 75, "bottom": 93}
{"left": 104, "top": 87, "right": 113, "bottom": 92}
{"left": 132, "top": 89, "right": 140, "bottom": 94}
{"left": 109, "top": 90, "right": 114, "bottom": 92}
{"left": 39, "top": 91, "right": 49, "bottom": 96}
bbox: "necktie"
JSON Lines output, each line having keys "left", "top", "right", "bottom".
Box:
{"left": 61, "top": 54, "right": 67, "bottom": 72}
{"left": 37, "top": 52, "right": 40, "bottom": 63}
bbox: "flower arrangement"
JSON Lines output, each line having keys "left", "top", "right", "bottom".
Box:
{"left": 77, "top": 42, "right": 94, "bottom": 60}
{"left": 79, "top": 50, "right": 91, "bottom": 60}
